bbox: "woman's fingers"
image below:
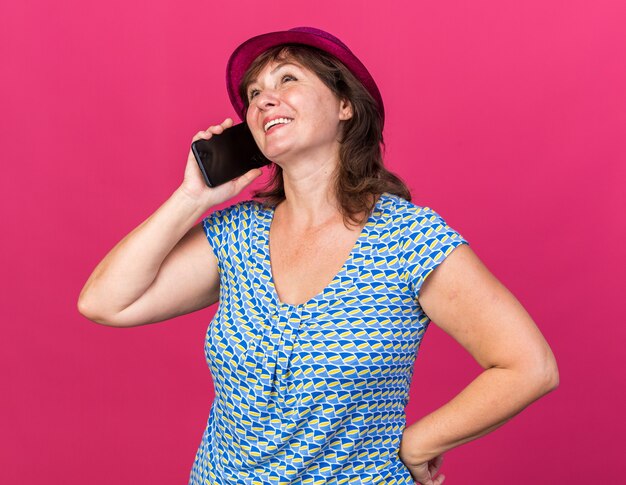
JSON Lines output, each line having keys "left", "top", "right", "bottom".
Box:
{"left": 191, "top": 130, "right": 211, "bottom": 142}
{"left": 412, "top": 455, "right": 444, "bottom": 485}
{"left": 429, "top": 454, "right": 444, "bottom": 476}
{"left": 191, "top": 117, "right": 235, "bottom": 142}
{"left": 205, "top": 117, "right": 234, "bottom": 134}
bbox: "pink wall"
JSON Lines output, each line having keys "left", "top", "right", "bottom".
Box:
{"left": 2, "top": 1, "right": 624, "bottom": 483}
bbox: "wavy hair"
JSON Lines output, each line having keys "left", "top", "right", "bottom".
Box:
{"left": 239, "top": 44, "right": 412, "bottom": 228}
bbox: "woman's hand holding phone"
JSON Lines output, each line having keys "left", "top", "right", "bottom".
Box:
{"left": 179, "top": 117, "right": 263, "bottom": 209}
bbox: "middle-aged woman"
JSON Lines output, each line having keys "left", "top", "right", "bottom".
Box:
{"left": 78, "top": 27, "right": 559, "bottom": 485}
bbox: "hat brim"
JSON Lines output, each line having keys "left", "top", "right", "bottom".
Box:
{"left": 226, "top": 29, "right": 385, "bottom": 124}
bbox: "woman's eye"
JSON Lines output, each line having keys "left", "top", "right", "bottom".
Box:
{"left": 248, "top": 75, "right": 297, "bottom": 100}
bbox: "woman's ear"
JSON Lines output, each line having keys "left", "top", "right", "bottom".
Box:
{"left": 339, "top": 98, "right": 353, "bottom": 121}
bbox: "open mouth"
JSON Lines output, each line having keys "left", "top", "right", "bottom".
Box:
{"left": 264, "top": 118, "right": 293, "bottom": 134}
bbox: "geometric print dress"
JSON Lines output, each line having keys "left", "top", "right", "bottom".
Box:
{"left": 188, "top": 192, "right": 469, "bottom": 485}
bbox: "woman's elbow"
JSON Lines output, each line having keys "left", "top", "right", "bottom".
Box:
{"left": 77, "top": 297, "right": 120, "bottom": 327}
{"left": 527, "top": 350, "right": 560, "bottom": 395}
{"left": 539, "top": 361, "right": 560, "bottom": 394}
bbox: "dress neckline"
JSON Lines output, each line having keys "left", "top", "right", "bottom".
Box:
{"left": 262, "top": 193, "right": 387, "bottom": 310}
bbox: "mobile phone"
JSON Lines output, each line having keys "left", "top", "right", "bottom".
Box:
{"left": 191, "top": 121, "right": 272, "bottom": 188}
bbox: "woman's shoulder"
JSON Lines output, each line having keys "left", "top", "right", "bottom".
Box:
{"left": 379, "top": 193, "right": 467, "bottom": 241}
{"left": 208, "top": 198, "right": 260, "bottom": 216}
{"left": 203, "top": 199, "right": 262, "bottom": 233}
{"left": 379, "top": 192, "right": 442, "bottom": 220}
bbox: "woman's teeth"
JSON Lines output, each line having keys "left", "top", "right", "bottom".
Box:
{"left": 264, "top": 118, "right": 293, "bottom": 132}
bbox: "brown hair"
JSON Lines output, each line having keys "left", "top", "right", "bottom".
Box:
{"left": 239, "top": 44, "right": 413, "bottom": 228}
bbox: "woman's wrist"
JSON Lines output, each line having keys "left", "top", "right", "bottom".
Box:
{"left": 173, "top": 185, "right": 214, "bottom": 214}
{"left": 400, "top": 420, "right": 446, "bottom": 465}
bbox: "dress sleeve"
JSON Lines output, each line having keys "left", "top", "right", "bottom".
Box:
{"left": 402, "top": 206, "right": 470, "bottom": 301}
{"left": 201, "top": 201, "right": 247, "bottom": 270}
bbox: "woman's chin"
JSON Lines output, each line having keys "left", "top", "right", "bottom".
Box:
{"left": 261, "top": 143, "right": 293, "bottom": 162}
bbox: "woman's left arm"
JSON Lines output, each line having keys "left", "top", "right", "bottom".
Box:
{"left": 399, "top": 244, "right": 559, "bottom": 481}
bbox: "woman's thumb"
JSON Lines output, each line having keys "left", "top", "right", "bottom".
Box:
{"left": 233, "top": 168, "right": 262, "bottom": 188}
{"left": 244, "top": 168, "right": 262, "bottom": 182}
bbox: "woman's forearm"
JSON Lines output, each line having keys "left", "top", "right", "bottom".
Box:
{"left": 400, "top": 365, "right": 558, "bottom": 465}
{"left": 77, "top": 187, "right": 208, "bottom": 321}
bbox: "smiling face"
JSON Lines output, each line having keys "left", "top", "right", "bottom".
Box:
{"left": 244, "top": 57, "right": 353, "bottom": 163}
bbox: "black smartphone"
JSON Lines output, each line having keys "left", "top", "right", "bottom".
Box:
{"left": 191, "top": 121, "right": 272, "bottom": 188}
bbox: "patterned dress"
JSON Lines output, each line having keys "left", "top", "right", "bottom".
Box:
{"left": 189, "top": 192, "right": 469, "bottom": 485}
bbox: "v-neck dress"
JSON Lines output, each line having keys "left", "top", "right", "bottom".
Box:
{"left": 189, "top": 192, "right": 469, "bottom": 485}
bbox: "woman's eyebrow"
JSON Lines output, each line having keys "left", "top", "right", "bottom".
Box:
{"left": 249, "top": 62, "right": 301, "bottom": 85}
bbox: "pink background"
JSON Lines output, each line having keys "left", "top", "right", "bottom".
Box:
{"left": 2, "top": 1, "right": 624, "bottom": 483}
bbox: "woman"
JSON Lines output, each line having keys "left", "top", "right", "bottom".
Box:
{"left": 78, "top": 27, "right": 559, "bottom": 485}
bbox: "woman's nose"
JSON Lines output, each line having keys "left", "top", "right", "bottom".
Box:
{"left": 253, "top": 89, "right": 280, "bottom": 110}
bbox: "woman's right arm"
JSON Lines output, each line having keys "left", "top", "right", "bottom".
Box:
{"left": 77, "top": 118, "right": 263, "bottom": 327}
